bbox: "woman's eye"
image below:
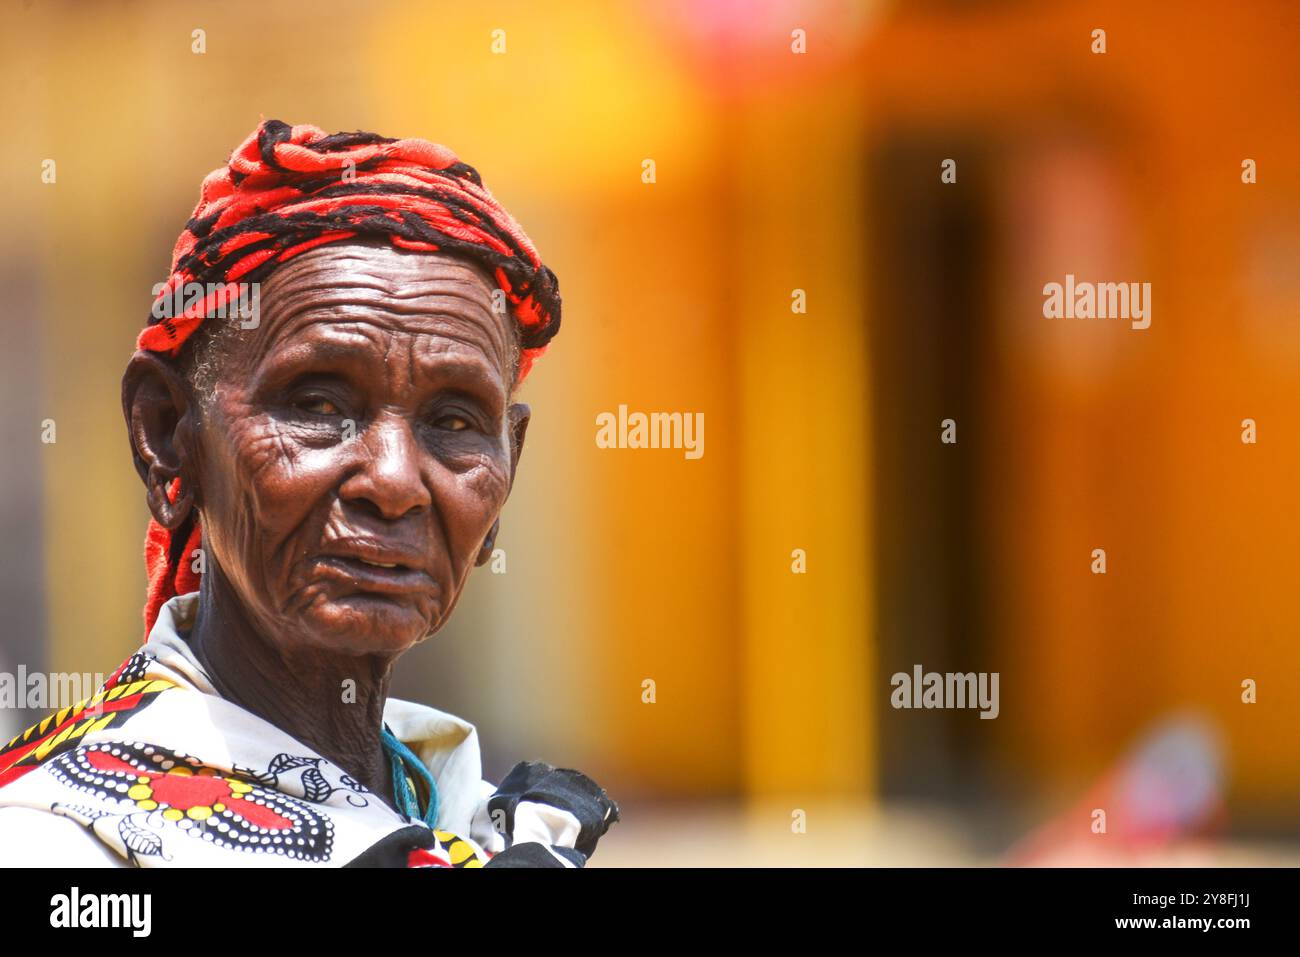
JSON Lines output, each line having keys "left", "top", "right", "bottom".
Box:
{"left": 297, "top": 395, "right": 342, "bottom": 415}
{"left": 438, "top": 415, "right": 471, "bottom": 432}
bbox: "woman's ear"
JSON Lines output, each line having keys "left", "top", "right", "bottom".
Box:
{"left": 121, "top": 350, "right": 201, "bottom": 530}
{"left": 475, "top": 404, "right": 530, "bottom": 567}
{"left": 507, "top": 402, "right": 530, "bottom": 487}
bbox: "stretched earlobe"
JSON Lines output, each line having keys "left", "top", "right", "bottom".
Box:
{"left": 146, "top": 469, "right": 195, "bottom": 531}
{"left": 476, "top": 519, "right": 501, "bottom": 567}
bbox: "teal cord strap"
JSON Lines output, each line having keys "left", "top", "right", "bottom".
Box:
{"left": 380, "top": 726, "right": 440, "bottom": 828}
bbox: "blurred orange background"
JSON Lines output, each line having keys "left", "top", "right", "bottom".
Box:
{"left": 2, "top": 0, "right": 1298, "bottom": 864}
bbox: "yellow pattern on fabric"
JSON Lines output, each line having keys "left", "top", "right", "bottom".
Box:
{"left": 434, "top": 828, "right": 486, "bottom": 867}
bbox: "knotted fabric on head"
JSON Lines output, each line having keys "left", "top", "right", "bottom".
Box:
{"left": 139, "top": 119, "right": 562, "bottom": 638}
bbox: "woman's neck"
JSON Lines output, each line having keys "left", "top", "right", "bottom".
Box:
{"left": 183, "top": 565, "right": 399, "bottom": 810}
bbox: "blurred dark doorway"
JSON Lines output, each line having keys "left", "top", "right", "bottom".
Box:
{"left": 868, "top": 133, "right": 1000, "bottom": 806}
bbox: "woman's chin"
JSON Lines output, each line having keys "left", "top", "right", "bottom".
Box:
{"left": 299, "top": 594, "right": 441, "bottom": 655}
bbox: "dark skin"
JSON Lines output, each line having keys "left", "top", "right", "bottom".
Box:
{"left": 121, "top": 241, "right": 530, "bottom": 811}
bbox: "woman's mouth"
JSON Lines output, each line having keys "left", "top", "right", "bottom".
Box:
{"left": 314, "top": 551, "right": 438, "bottom": 596}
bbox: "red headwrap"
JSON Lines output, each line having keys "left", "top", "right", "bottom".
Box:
{"left": 139, "top": 119, "right": 561, "bottom": 638}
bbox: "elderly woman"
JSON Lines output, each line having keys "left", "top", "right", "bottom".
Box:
{"left": 0, "top": 121, "right": 617, "bottom": 867}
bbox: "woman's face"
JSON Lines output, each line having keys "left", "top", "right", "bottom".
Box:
{"left": 189, "top": 241, "right": 527, "bottom": 658}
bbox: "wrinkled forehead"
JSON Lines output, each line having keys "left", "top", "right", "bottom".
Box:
{"left": 234, "top": 241, "right": 518, "bottom": 386}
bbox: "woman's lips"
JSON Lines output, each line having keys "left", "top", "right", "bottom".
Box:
{"left": 314, "top": 554, "right": 438, "bottom": 596}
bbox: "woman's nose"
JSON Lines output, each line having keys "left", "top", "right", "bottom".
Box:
{"left": 338, "top": 414, "right": 432, "bottom": 520}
